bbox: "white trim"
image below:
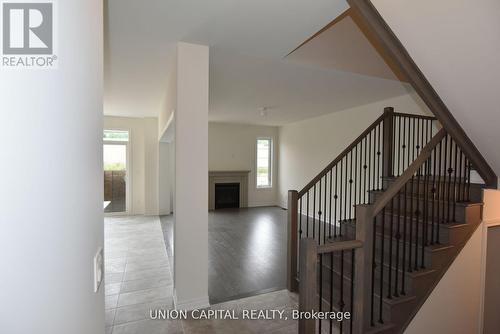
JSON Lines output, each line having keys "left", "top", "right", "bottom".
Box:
{"left": 173, "top": 290, "right": 210, "bottom": 311}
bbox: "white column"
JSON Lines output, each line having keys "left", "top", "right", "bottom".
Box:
{"left": 0, "top": 1, "right": 104, "bottom": 334}
{"left": 174, "top": 42, "right": 210, "bottom": 309}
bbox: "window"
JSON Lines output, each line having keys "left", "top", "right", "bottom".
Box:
{"left": 256, "top": 138, "right": 272, "bottom": 188}
{"left": 104, "top": 130, "right": 129, "bottom": 142}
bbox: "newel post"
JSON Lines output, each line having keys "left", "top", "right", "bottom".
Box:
{"left": 382, "top": 106, "right": 394, "bottom": 178}
{"left": 299, "top": 238, "right": 317, "bottom": 334}
{"left": 352, "top": 204, "right": 374, "bottom": 334}
{"left": 287, "top": 190, "right": 299, "bottom": 292}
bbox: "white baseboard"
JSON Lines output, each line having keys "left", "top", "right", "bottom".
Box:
{"left": 173, "top": 290, "right": 210, "bottom": 310}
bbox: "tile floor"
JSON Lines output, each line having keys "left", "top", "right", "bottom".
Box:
{"left": 105, "top": 215, "right": 299, "bottom": 334}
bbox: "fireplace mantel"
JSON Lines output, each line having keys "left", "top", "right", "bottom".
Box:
{"left": 209, "top": 170, "right": 250, "bottom": 210}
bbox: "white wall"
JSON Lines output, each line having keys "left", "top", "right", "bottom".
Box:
{"left": 104, "top": 116, "right": 159, "bottom": 215}
{"left": 159, "top": 142, "right": 172, "bottom": 215}
{"left": 209, "top": 122, "right": 279, "bottom": 207}
{"left": 159, "top": 55, "right": 177, "bottom": 137}
{"left": 278, "top": 93, "right": 429, "bottom": 207}
{"left": 372, "top": 0, "right": 500, "bottom": 182}
{"left": 144, "top": 118, "right": 159, "bottom": 214}
{"left": 0, "top": 1, "right": 104, "bottom": 333}
{"left": 174, "top": 42, "right": 210, "bottom": 309}
{"left": 404, "top": 225, "right": 484, "bottom": 334}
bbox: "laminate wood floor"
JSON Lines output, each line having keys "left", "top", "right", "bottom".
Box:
{"left": 160, "top": 206, "right": 287, "bottom": 304}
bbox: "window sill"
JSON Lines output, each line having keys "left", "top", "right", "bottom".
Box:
{"left": 257, "top": 186, "right": 273, "bottom": 190}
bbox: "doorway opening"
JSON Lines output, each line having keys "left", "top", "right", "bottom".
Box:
{"left": 103, "top": 130, "right": 129, "bottom": 214}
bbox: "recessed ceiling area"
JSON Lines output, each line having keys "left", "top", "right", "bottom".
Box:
{"left": 105, "top": 0, "right": 413, "bottom": 125}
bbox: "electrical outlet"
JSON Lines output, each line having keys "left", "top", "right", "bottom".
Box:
{"left": 94, "top": 247, "right": 104, "bottom": 293}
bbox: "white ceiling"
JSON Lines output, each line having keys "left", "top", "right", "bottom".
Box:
{"left": 105, "top": 0, "right": 412, "bottom": 125}
{"left": 209, "top": 49, "right": 411, "bottom": 125}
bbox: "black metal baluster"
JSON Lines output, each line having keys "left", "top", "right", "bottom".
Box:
{"left": 330, "top": 249, "right": 334, "bottom": 334}
{"left": 329, "top": 169, "right": 333, "bottom": 239}
{"left": 415, "top": 169, "right": 421, "bottom": 270}
{"left": 372, "top": 129, "right": 377, "bottom": 192}
{"left": 368, "top": 129, "right": 372, "bottom": 194}
{"left": 364, "top": 137, "right": 368, "bottom": 204}
{"left": 349, "top": 150, "right": 353, "bottom": 221}
{"left": 299, "top": 197, "right": 303, "bottom": 238}
{"left": 330, "top": 253, "right": 333, "bottom": 334}
{"left": 458, "top": 151, "right": 464, "bottom": 202}
{"left": 344, "top": 156, "right": 348, "bottom": 223}
{"left": 420, "top": 118, "right": 424, "bottom": 158}
{"left": 397, "top": 115, "right": 402, "bottom": 176}
{"left": 394, "top": 190, "right": 401, "bottom": 297}
{"left": 319, "top": 253, "right": 323, "bottom": 333}
{"left": 318, "top": 178, "right": 322, "bottom": 244}
{"left": 392, "top": 114, "right": 396, "bottom": 176}
{"left": 379, "top": 209, "right": 385, "bottom": 324}
{"left": 401, "top": 183, "right": 408, "bottom": 295}
{"left": 359, "top": 140, "right": 363, "bottom": 205}
{"left": 371, "top": 216, "right": 376, "bottom": 326}
{"left": 324, "top": 175, "right": 327, "bottom": 244}
{"left": 377, "top": 124, "right": 382, "bottom": 190}
{"left": 436, "top": 140, "right": 443, "bottom": 244}
{"left": 388, "top": 198, "right": 394, "bottom": 299}
{"left": 334, "top": 165, "right": 338, "bottom": 238}
{"left": 447, "top": 136, "right": 453, "bottom": 223}
{"left": 406, "top": 117, "right": 411, "bottom": 168}
{"left": 354, "top": 145, "right": 358, "bottom": 219}
{"left": 402, "top": 117, "right": 407, "bottom": 172}
{"left": 305, "top": 192, "right": 309, "bottom": 239}
{"left": 408, "top": 175, "right": 414, "bottom": 272}
{"left": 350, "top": 249, "right": 355, "bottom": 334}
{"left": 415, "top": 119, "right": 420, "bottom": 161}
{"left": 464, "top": 158, "right": 469, "bottom": 202}
{"left": 442, "top": 135, "right": 448, "bottom": 224}
{"left": 412, "top": 118, "right": 416, "bottom": 163}
{"left": 452, "top": 142, "right": 458, "bottom": 222}
{"left": 431, "top": 147, "right": 437, "bottom": 244}
{"left": 421, "top": 156, "right": 429, "bottom": 268}
{"left": 313, "top": 184, "right": 316, "bottom": 240}
{"left": 467, "top": 159, "right": 471, "bottom": 201}
{"left": 339, "top": 250, "right": 345, "bottom": 333}
{"left": 339, "top": 159, "right": 343, "bottom": 236}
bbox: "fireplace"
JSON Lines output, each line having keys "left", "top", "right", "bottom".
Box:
{"left": 209, "top": 171, "right": 249, "bottom": 211}
{"left": 215, "top": 183, "right": 240, "bottom": 209}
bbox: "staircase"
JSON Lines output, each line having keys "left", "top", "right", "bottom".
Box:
{"left": 287, "top": 108, "right": 494, "bottom": 334}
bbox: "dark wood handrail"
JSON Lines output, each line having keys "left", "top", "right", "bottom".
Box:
{"left": 347, "top": 0, "right": 497, "bottom": 188}
{"left": 372, "top": 128, "right": 446, "bottom": 216}
{"left": 298, "top": 113, "right": 386, "bottom": 197}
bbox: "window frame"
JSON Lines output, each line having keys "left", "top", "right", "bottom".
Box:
{"left": 256, "top": 137, "right": 273, "bottom": 189}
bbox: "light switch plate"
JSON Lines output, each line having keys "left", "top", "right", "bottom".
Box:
{"left": 94, "top": 247, "right": 104, "bottom": 293}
